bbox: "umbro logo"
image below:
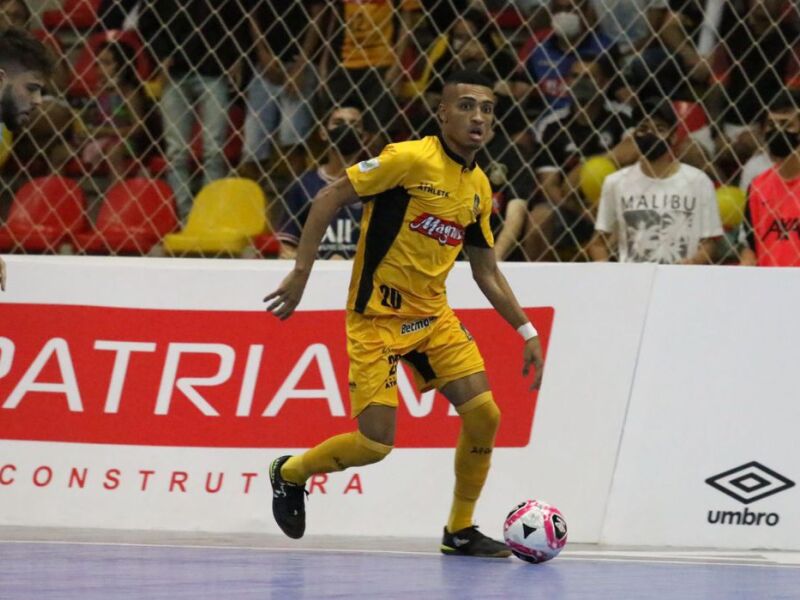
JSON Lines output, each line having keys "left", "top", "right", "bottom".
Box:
{"left": 452, "top": 537, "right": 470, "bottom": 547}
{"left": 705, "top": 461, "right": 795, "bottom": 505}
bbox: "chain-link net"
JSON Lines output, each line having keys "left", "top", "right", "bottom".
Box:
{"left": 1, "top": 0, "right": 799, "bottom": 264}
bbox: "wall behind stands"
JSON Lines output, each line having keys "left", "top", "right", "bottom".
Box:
{"left": 0, "top": 257, "right": 798, "bottom": 550}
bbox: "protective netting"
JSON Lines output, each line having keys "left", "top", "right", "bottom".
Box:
{"left": 1, "top": 0, "right": 799, "bottom": 263}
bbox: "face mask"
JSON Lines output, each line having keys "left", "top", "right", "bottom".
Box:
{"left": 328, "top": 124, "right": 362, "bottom": 157}
{"left": 766, "top": 128, "right": 800, "bottom": 158}
{"left": 571, "top": 77, "right": 600, "bottom": 104}
{"left": 635, "top": 132, "right": 670, "bottom": 161}
{"left": 552, "top": 11, "right": 582, "bottom": 40}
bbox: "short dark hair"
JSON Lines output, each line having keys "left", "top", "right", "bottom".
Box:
{"left": 769, "top": 89, "right": 800, "bottom": 113}
{"left": 637, "top": 97, "right": 678, "bottom": 131}
{"left": 443, "top": 69, "right": 494, "bottom": 91}
{"left": 0, "top": 27, "right": 54, "bottom": 77}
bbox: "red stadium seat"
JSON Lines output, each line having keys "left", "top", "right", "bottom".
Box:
{"left": 42, "top": 0, "right": 101, "bottom": 31}
{"left": 68, "top": 29, "right": 154, "bottom": 98}
{"left": 0, "top": 176, "right": 87, "bottom": 252}
{"left": 74, "top": 178, "right": 178, "bottom": 254}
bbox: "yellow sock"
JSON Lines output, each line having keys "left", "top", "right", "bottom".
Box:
{"left": 280, "top": 430, "right": 393, "bottom": 485}
{"left": 447, "top": 391, "right": 500, "bottom": 533}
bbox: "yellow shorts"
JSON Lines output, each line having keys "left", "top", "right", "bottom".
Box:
{"left": 346, "top": 309, "right": 486, "bottom": 417}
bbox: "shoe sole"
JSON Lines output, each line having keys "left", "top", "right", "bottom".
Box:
{"left": 440, "top": 544, "right": 512, "bottom": 558}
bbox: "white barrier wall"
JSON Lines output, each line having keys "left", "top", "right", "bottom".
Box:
{"left": 602, "top": 266, "right": 800, "bottom": 549}
{"left": 0, "top": 257, "right": 649, "bottom": 543}
{"left": 2, "top": 257, "right": 798, "bottom": 549}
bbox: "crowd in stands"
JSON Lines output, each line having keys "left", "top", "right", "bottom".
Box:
{"left": 1, "top": 0, "right": 800, "bottom": 266}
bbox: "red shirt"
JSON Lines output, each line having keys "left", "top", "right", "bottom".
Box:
{"left": 747, "top": 167, "right": 800, "bottom": 266}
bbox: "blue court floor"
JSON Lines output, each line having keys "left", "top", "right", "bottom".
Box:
{"left": 0, "top": 528, "right": 797, "bottom": 599}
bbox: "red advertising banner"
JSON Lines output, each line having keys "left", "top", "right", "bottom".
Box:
{"left": 0, "top": 304, "right": 552, "bottom": 448}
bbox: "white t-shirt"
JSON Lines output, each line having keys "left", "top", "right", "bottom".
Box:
{"left": 738, "top": 152, "right": 773, "bottom": 191}
{"left": 595, "top": 162, "right": 723, "bottom": 263}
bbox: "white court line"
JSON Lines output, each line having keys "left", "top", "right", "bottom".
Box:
{"left": 1, "top": 539, "right": 799, "bottom": 570}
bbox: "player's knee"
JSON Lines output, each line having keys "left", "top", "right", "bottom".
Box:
{"left": 458, "top": 394, "right": 501, "bottom": 440}
{"left": 483, "top": 399, "right": 501, "bottom": 435}
{"left": 356, "top": 430, "right": 393, "bottom": 464}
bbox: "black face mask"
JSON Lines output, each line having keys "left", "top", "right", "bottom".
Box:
{"left": 328, "top": 125, "right": 362, "bottom": 157}
{"left": 635, "top": 132, "right": 670, "bottom": 161}
{"left": 571, "top": 77, "right": 600, "bottom": 105}
{"left": 766, "top": 128, "right": 800, "bottom": 158}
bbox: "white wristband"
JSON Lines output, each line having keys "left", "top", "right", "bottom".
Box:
{"left": 517, "top": 322, "right": 538, "bottom": 341}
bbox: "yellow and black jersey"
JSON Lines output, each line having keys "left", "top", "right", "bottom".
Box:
{"left": 345, "top": 135, "right": 494, "bottom": 317}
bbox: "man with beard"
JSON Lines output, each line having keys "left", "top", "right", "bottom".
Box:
{"left": 0, "top": 28, "right": 54, "bottom": 291}
{"left": 739, "top": 91, "right": 800, "bottom": 267}
{"left": 588, "top": 98, "right": 722, "bottom": 264}
{"left": 276, "top": 105, "right": 367, "bottom": 260}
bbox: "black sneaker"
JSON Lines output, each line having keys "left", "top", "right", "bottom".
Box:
{"left": 269, "top": 455, "right": 307, "bottom": 539}
{"left": 440, "top": 526, "right": 512, "bottom": 558}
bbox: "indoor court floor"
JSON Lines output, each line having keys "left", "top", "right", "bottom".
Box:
{"left": 0, "top": 527, "right": 797, "bottom": 599}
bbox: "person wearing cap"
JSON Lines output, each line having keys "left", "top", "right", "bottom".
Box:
{"left": 588, "top": 97, "right": 722, "bottom": 264}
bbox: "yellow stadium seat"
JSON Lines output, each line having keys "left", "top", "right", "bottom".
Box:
{"left": 163, "top": 178, "right": 268, "bottom": 256}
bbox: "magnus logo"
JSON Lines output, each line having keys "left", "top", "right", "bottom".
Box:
{"left": 409, "top": 213, "right": 464, "bottom": 246}
{"left": 705, "top": 462, "right": 794, "bottom": 527}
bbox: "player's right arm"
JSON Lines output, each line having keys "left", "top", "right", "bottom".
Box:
{"left": 264, "top": 177, "right": 359, "bottom": 320}
{"left": 0, "top": 256, "right": 5, "bottom": 291}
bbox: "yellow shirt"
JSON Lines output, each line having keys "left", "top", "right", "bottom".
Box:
{"left": 345, "top": 135, "right": 494, "bottom": 317}
{"left": 340, "top": 0, "right": 418, "bottom": 69}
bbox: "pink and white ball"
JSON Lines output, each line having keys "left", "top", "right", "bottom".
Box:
{"left": 503, "top": 500, "right": 568, "bottom": 563}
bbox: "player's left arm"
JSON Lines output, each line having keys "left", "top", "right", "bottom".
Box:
{"left": 465, "top": 245, "right": 544, "bottom": 390}
{"left": 0, "top": 256, "right": 6, "bottom": 291}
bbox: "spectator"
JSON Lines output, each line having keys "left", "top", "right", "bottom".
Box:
{"left": 527, "top": 57, "right": 636, "bottom": 260}
{"left": 296, "top": 0, "right": 419, "bottom": 144}
{"left": 276, "top": 105, "right": 366, "bottom": 260}
{"left": 0, "top": 0, "right": 71, "bottom": 176}
{"left": 138, "top": 0, "right": 248, "bottom": 219}
{"left": 608, "top": 1, "right": 710, "bottom": 103}
{"left": 240, "top": 1, "right": 313, "bottom": 183}
{"left": 713, "top": 0, "right": 800, "bottom": 148}
{"left": 0, "top": 27, "right": 54, "bottom": 290}
{"left": 74, "top": 40, "right": 146, "bottom": 182}
{"left": 481, "top": 122, "right": 538, "bottom": 261}
{"left": 519, "top": 0, "right": 617, "bottom": 114}
{"left": 739, "top": 91, "right": 800, "bottom": 267}
{"left": 589, "top": 98, "right": 722, "bottom": 263}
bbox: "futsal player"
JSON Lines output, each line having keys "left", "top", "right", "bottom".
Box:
{"left": 0, "top": 27, "right": 53, "bottom": 292}
{"left": 264, "top": 70, "right": 544, "bottom": 558}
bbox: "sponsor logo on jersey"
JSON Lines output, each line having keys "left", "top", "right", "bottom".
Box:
{"left": 400, "top": 317, "right": 436, "bottom": 335}
{"left": 418, "top": 182, "right": 450, "bottom": 198}
{"left": 408, "top": 213, "right": 464, "bottom": 246}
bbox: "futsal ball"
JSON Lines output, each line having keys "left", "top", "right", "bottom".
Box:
{"left": 579, "top": 156, "right": 617, "bottom": 204}
{"left": 716, "top": 185, "right": 747, "bottom": 229}
{"left": 503, "top": 499, "right": 567, "bottom": 563}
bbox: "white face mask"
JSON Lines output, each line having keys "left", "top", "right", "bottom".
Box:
{"left": 551, "top": 11, "right": 582, "bottom": 40}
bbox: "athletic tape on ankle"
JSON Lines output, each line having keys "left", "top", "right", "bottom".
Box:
{"left": 455, "top": 391, "right": 494, "bottom": 415}
{"left": 355, "top": 430, "right": 393, "bottom": 455}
